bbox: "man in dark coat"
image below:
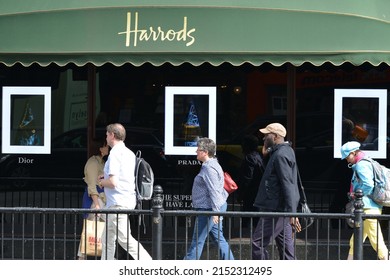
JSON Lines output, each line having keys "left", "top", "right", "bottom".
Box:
{"left": 252, "top": 123, "right": 301, "bottom": 260}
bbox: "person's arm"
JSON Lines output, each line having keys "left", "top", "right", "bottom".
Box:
{"left": 274, "top": 155, "right": 297, "bottom": 212}
{"left": 98, "top": 174, "right": 118, "bottom": 189}
{"left": 237, "top": 156, "right": 255, "bottom": 201}
{"left": 84, "top": 157, "right": 101, "bottom": 208}
{"left": 203, "top": 166, "right": 223, "bottom": 224}
{"left": 274, "top": 150, "right": 302, "bottom": 231}
{"left": 354, "top": 161, "right": 375, "bottom": 195}
{"left": 98, "top": 148, "right": 121, "bottom": 189}
{"left": 241, "top": 155, "right": 256, "bottom": 187}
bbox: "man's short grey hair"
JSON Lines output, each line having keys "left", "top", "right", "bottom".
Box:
{"left": 197, "top": 137, "right": 216, "bottom": 158}
{"left": 106, "top": 123, "right": 126, "bottom": 141}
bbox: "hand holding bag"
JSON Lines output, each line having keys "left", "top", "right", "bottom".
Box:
{"left": 79, "top": 218, "right": 105, "bottom": 256}
{"left": 223, "top": 172, "right": 238, "bottom": 194}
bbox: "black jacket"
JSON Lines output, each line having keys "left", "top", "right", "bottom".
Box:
{"left": 238, "top": 151, "right": 264, "bottom": 207}
{"left": 253, "top": 142, "right": 300, "bottom": 212}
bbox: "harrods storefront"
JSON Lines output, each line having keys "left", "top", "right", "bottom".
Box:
{"left": 1, "top": 1, "right": 390, "bottom": 213}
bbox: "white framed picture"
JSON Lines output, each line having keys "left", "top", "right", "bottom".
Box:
{"left": 165, "top": 86, "right": 216, "bottom": 155}
{"left": 334, "top": 89, "right": 387, "bottom": 159}
{"left": 2, "top": 86, "right": 51, "bottom": 154}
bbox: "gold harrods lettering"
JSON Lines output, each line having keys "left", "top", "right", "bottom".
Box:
{"left": 118, "top": 12, "right": 196, "bottom": 47}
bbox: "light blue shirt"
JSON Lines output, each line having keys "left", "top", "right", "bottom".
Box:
{"left": 104, "top": 141, "right": 137, "bottom": 209}
{"left": 352, "top": 157, "right": 382, "bottom": 209}
{"left": 191, "top": 158, "right": 228, "bottom": 211}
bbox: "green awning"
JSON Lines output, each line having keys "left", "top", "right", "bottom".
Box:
{"left": 1, "top": 0, "right": 390, "bottom": 67}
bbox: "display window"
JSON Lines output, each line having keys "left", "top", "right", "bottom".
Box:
{"left": 0, "top": 63, "right": 390, "bottom": 213}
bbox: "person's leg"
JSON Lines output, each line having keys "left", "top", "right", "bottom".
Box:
{"left": 242, "top": 198, "right": 253, "bottom": 227}
{"left": 347, "top": 234, "right": 354, "bottom": 260}
{"left": 101, "top": 212, "right": 118, "bottom": 260}
{"left": 364, "top": 209, "right": 389, "bottom": 260}
{"left": 116, "top": 212, "right": 152, "bottom": 260}
{"left": 274, "top": 217, "right": 296, "bottom": 260}
{"left": 208, "top": 203, "right": 234, "bottom": 260}
{"left": 184, "top": 214, "right": 210, "bottom": 260}
{"left": 78, "top": 219, "right": 87, "bottom": 260}
{"left": 252, "top": 217, "right": 273, "bottom": 260}
{"left": 347, "top": 209, "right": 375, "bottom": 260}
{"left": 347, "top": 233, "right": 369, "bottom": 259}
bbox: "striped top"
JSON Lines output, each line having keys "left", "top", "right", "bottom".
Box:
{"left": 192, "top": 158, "right": 228, "bottom": 211}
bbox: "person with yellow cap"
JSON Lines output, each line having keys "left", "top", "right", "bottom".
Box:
{"left": 252, "top": 123, "right": 301, "bottom": 260}
{"left": 341, "top": 141, "right": 389, "bottom": 260}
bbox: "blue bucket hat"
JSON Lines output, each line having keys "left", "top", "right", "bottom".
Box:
{"left": 340, "top": 141, "right": 361, "bottom": 159}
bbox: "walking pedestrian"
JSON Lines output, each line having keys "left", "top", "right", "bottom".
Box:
{"left": 98, "top": 123, "right": 152, "bottom": 260}
{"left": 77, "top": 138, "right": 109, "bottom": 259}
{"left": 252, "top": 123, "right": 300, "bottom": 260}
{"left": 341, "top": 141, "right": 389, "bottom": 260}
{"left": 184, "top": 137, "right": 234, "bottom": 260}
{"left": 237, "top": 134, "right": 264, "bottom": 227}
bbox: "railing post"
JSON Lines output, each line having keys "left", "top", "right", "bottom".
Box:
{"left": 353, "top": 188, "right": 364, "bottom": 260}
{"left": 152, "top": 185, "right": 164, "bottom": 260}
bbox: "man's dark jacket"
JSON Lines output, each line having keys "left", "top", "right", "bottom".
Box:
{"left": 253, "top": 142, "right": 300, "bottom": 212}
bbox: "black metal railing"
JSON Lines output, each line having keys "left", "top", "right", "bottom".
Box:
{"left": 0, "top": 185, "right": 389, "bottom": 260}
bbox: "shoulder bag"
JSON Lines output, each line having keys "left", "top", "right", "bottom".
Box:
{"left": 297, "top": 168, "right": 314, "bottom": 231}
{"left": 224, "top": 171, "right": 238, "bottom": 194}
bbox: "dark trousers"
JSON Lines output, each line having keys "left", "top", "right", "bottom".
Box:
{"left": 252, "top": 216, "right": 296, "bottom": 260}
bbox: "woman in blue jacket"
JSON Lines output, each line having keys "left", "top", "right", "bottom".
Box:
{"left": 341, "top": 141, "right": 389, "bottom": 260}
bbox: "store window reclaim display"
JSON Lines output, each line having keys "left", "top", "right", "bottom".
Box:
{"left": 334, "top": 89, "right": 387, "bottom": 159}
{"left": 183, "top": 100, "right": 202, "bottom": 147}
{"left": 2, "top": 86, "right": 51, "bottom": 154}
{"left": 1, "top": 63, "right": 390, "bottom": 216}
{"left": 15, "top": 99, "right": 42, "bottom": 146}
{"left": 164, "top": 86, "right": 216, "bottom": 155}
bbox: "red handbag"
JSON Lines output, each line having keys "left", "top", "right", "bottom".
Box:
{"left": 223, "top": 172, "right": 238, "bottom": 194}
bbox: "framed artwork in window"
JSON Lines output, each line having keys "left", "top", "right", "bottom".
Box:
{"left": 2, "top": 87, "right": 51, "bottom": 154}
{"left": 165, "top": 86, "right": 216, "bottom": 155}
{"left": 334, "top": 89, "right": 387, "bottom": 158}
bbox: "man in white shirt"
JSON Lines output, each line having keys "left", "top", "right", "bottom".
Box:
{"left": 98, "top": 123, "right": 152, "bottom": 260}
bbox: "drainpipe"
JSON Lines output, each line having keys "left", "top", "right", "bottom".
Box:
{"left": 87, "top": 64, "right": 96, "bottom": 158}
{"left": 287, "top": 64, "right": 296, "bottom": 149}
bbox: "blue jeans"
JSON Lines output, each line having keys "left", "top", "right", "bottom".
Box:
{"left": 184, "top": 202, "right": 234, "bottom": 260}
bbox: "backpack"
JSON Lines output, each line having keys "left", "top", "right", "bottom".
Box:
{"left": 360, "top": 158, "right": 390, "bottom": 207}
{"left": 134, "top": 150, "right": 154, "bottom": 202}
{"left": 134, "top": 150, "right": 154, "bottom": 234}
